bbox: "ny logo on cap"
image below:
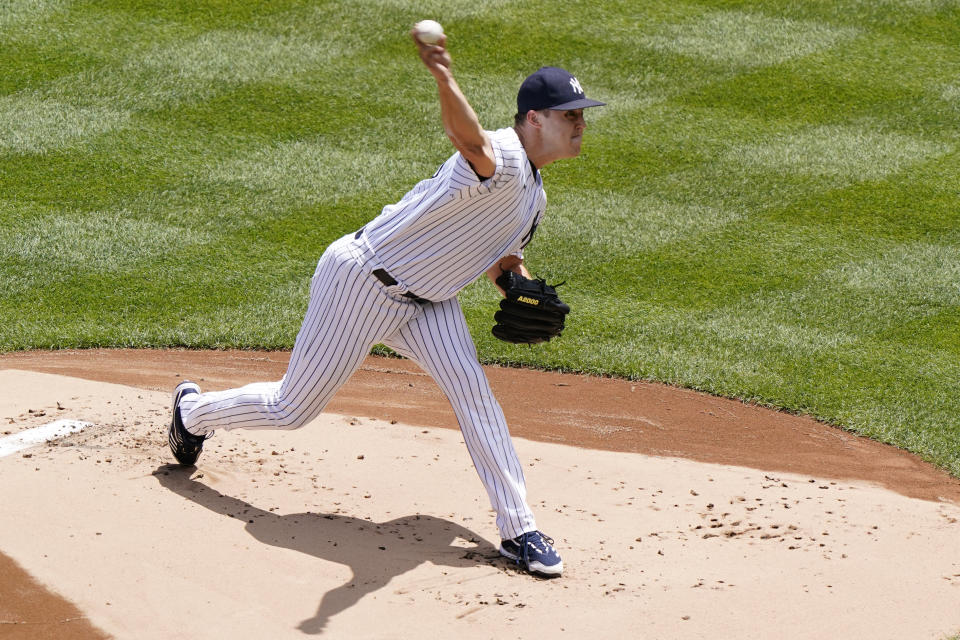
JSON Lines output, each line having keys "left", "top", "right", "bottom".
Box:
{"left": 569, "top": 77, "right": 584, "bottom": 95}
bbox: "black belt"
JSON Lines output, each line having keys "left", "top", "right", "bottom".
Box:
{"left": 355, "top": 227, "right": 430, "bottom": 304}
{"left": 372, "top": 269, "right": 431, "bottom": 304}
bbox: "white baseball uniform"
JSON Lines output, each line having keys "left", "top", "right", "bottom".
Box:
{"left": 178, "top": 127, "right": 545, "bottom": 540}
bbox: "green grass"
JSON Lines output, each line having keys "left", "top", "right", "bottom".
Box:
{"left": 2, "top": 0, "right": 959, "bottom": 475}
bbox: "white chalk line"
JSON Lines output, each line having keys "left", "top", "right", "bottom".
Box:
{"left": 0, "top": 419, "right": 92, "bottom": 458}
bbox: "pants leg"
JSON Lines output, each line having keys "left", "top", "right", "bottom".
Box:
{"left": 382, "top": 297, "right": 537, "bottom": 540}
{"left": 181, "top": 236, "right": 418, "bottom": 435}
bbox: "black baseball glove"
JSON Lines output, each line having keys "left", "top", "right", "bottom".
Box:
{"left": 492, "top": 271, "right": 570, "bottom": 344}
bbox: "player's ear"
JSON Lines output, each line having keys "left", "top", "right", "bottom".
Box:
{"left": 526, "top": 110, "right": 542, "bottom": 127}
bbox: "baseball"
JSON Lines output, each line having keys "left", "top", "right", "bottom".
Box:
{"left": 414, "top": 19, "right": 444, "bottom": 45}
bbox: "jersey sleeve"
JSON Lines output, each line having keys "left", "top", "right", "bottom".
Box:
{"left": 447, "top": 150, "right": 488, "bottom": 188}
{"left": 449, "top": 129, "right": 524, "bottom": 189}
{"left": 489, "top": 131, "right": 525, "bottom": 186}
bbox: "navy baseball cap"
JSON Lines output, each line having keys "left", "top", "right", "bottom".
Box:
{"left": 517, "top": 66, "right": 606, "bottom": 113}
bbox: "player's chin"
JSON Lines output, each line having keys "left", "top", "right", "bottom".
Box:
{"left": 568, "top": 139, "right": 583, "bottom": 157}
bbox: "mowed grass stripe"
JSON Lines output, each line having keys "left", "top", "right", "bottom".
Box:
{"left": 0, "top": 94, "right": 129, "bottom": 154}
{"left": 726, "top": 123, "right": 951, "bottom": 182}
{"left": 944, "top": 83, "right": 960, "bottom": 100}
{"left": 0, "top": 0, "right": 66, "bottom": 30}
{"left": 542, "top": 190, "right": 740, "bottom": 255}
{"left": 9, "top": 28, "right": 356, "bottom": 128}
{"left": 0, "top": 205, "right": 209, "bottom": 265}
{"left": 208, "top": 138, "right": 428, "bottom": 207}
{"left": 829, "top": 242, "right": 960, "bottom": 307}
{"left": 639, "top": 9, "right": 861, "bottom": 70}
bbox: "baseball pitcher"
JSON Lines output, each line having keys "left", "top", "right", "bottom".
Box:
{"left": 167, "top": 24, "right": 605, "bottom": 578}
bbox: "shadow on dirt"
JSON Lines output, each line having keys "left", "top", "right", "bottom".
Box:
{"left": 153, "top": 464, "right": 509, "bottom": 634}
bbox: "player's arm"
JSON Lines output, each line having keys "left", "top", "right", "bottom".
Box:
{"left": 411, "top": 32, "right": 496, "bottom": 179}
{"left": 486, "top": 255, "right": 531, "bottom": 296}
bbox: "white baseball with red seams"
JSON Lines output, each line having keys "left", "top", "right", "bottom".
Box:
{"left": 413, "top": 19, "right": 444, "bottom": 45}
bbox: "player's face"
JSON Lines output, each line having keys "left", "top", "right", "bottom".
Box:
{"left": 541, "top": 109, "right": 587, "bottom": 160}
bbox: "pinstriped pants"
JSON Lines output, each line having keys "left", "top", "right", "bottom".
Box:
{"left": 179, "top": 232, "right": 537, "bottom": 540}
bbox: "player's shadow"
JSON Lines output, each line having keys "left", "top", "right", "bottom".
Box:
{"left": 153, "top": 465, "right": 504, "bottom": 635}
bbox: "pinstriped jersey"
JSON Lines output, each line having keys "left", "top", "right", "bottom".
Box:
{"left": 361, "top": 127, "right": 546, "bottom": 302}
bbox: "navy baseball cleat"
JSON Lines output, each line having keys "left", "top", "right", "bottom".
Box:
{"left": 167, "top": 381, "right": 208, "bottom": 466}
{"left": 499, "top": 530, "right": 563, "bottom": 577}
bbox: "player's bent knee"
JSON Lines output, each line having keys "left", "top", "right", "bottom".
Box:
{"left": 271, "top": 406, "right": 323, "bottom": 431}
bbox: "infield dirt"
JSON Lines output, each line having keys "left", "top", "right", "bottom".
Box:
{"left": 1, "top": 350, "right": 959, "bottom": 639}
